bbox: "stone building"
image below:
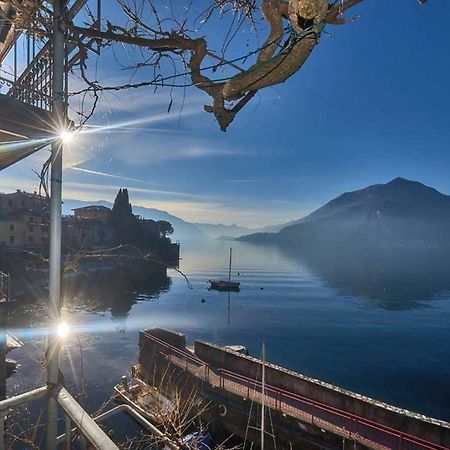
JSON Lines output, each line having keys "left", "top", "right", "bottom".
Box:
{"left": 72, "top": 205, "right": 111, "bottom": 221}
{"left": 0, "top": 190, "right": 49, "bottom": 248}
{"left": 63, "top": 206, "right": 113, "bottom": 249}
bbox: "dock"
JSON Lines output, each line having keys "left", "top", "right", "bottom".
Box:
{"left": 137, "top": 329, "right": 450, "bottom": 450}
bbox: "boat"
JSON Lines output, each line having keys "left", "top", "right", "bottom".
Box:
{"left": 163, "top": 431, "right": 212, "bottom": 450}
{"left": 208, "top": 279, "right": 240, "bottom": 292}
{"left": 114, "top": 371, "right": 214, "bottom": 450}
{"left": 113, "top": 372, "right": 175, "bottom": 424}
{"left": 208, "top": 248, "right": 240, "bottom": 292}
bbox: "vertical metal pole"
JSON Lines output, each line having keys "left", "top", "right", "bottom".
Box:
{"left": 0, "top": 303, "right": 7, "bottom": 401}
{"left": 13, "top": 41, "right": 17, "bottom": 82}
{"left": 228, "top": 248, "right": 232, "bottom": 283}
{"left": 261, "top": 342, "right": 265, "bottom": 450}
{"left": 64, "top": 414, "right": 71, "bottom": 450}
{"left": 46, "top": 1, "right": 66, "bottom": 449}
{"left": 97, "top": 0, "right": 102, "bottom": 29}
{"left": 0, "top": 411, "right": 6, "bottom": 450}
{"left": 227, "top": 292, "right": 231, "bottom": 325}
{"left": 79, "top": 435, "right": 87, "bottom": 450}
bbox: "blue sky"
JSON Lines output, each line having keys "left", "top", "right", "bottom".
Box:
{"left": 1, "top": 0, "right": 449, "bottom": 227}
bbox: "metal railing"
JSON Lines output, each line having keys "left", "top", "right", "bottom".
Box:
{"left": 7, "top": 43, "right": 53, "bottom": 110}
{"left": 0, "top": 384, "right": 118, "bottom": 450}
{"left": 2, "top": 0, "right": 99, "bottom": 112}
{"left": 218, "top": 369, "right": 449, "bottom": 450}
{"left": 143, "top": 332, "right": 450, "bottom": 450}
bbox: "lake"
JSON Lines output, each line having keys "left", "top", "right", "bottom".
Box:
{"left": 6, "top": 239, "right": 450, "bottom": 428}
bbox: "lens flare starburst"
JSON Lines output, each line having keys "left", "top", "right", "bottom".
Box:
{"left": 57, "top": 321, "right": 70, "bottom": 339}
{"left": 59, "top": 130, "right": 74, "bottom": 143}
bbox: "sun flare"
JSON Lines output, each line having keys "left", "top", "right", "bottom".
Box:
{"left": 56, "top": 321, "right": 70, "bottom": 339}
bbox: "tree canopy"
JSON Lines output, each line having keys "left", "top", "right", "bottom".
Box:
{"left": 110, "top": 189, "right": 174, "bottom": 256}
{"left": 158, "top": 220, "right": 174, "bottom": 238}
{"left": 110, "top": 188, "right": 143, "bottom": 246}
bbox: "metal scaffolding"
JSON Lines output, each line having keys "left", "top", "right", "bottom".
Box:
{"left": 0, "top": 1, "right": 118, "bottom": 448}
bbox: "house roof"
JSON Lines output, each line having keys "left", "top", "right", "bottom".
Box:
{"left": 72, "top": 205, "right": 111, "bottom": 211}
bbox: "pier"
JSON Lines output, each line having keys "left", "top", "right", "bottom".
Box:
{"left": 138, "top": 329, "right": 450, "bottom": 450}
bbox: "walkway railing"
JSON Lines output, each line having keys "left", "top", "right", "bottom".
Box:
{"left": 218, "top": 369, "right": 448, "bottom": 450}
{"left": 143, "top": 332, "right": 449, "bottom": 450}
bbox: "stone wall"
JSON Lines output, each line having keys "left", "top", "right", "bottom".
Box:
{"left": 138, "top": 329, "right": 186, "bottom": 386}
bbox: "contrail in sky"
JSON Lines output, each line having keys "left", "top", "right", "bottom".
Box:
{"left": 68, "top": 166, "right": 157, "bottom": 186}
{"left": 67, "top": 168, "right": 213, "bottom": 199}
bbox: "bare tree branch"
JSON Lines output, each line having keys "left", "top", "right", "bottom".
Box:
{"left": 11, "top": 0, "right": 430, "bottom": 131}
{"left": 325, "top": 0, "right": 363, "bottom": 25}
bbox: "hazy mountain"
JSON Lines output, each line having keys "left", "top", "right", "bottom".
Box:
{"left": 239, "top": 178, "right": 450, "bottom": 249}
{"left": 193, "top": 222, "right": 254, "bottom": 239}
{"left": 62, "top": 199, "right": 286, "bottom": 241}
{"left": 255, "top": 218, "right": 303, "bottom": 233}
{"left": 63, "top": 199, "right": 204, "bottom": 240}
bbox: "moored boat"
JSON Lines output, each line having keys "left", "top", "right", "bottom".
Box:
{"left": 208, "top": 279, "right": 240, "bottom": 292}
{"left": 208, "top": 248, "right": 240, "bottom": 292}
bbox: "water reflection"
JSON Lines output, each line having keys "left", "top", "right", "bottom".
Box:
{"left": 7, "top": 269, "right": 171, "bottom": 326}
{"left": 64, "top": 270, "right": 171, "bottom": 318}
{"left": 280, "top": 243, "right": 450, "bottom": 310}
{"left": 5, "top": 240, "right": 450, "bottom": 423}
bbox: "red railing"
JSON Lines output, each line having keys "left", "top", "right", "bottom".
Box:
{"left": 142, "top": 332, "right": 206, "bottom": 371}
{"left": 218, "top": 369, "right": 448, "bottom": 450}
{"left": 142, "top": 332, "right": 449, "bottom": 450}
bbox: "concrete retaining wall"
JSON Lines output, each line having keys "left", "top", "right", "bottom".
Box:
{"left": 143, "top": 328, "right": 186, "bottom": 349}
{"left": 194, "top": 340, "right": 450, "bottom": 447}
{"left": 138, "top": 329, "right": 186, "bottom": 386}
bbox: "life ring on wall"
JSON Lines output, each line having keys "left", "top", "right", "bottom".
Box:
{"left": 218, "top": 404, "right": 227, "bottom": 417}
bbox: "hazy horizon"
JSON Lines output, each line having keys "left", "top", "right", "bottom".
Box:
{"left": 4, "top": 175, "right": 450, "bottom": 229}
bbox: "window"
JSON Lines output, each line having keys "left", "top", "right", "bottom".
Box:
{"left": 9, "top": 236, "right": 14, "bottom": 244}
{"left": 8, "top": 200, "right": 12, "bottom": 207}
{"left": 29, "top": 236, "right": 34, "bottom": 243}
{"left": 29, "top": 225, "right": 34, "bottom": 232}
{"left": 9, "top": 224, "right": 14, "bottom": 231}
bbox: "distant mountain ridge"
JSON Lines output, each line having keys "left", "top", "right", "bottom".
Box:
{"left": 63, "top": 199, "right": 264, "bottom": 240}
{"left": 256, "top": 218, "right": 303, "bottom": 233}
{"left": 192, "top": 222, "right": 254, "bottom": 239}
{"left": 63, "top": 199, "right": 204, "bottom": 240}
{"left": 239, "top": 178, "right": 450, "bottom": 248}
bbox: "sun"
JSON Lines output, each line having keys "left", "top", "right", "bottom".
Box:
{"left": 59, "top": 130, "right": 73, "bottom": 143}
{"left": 56, "top": 321, "right": 70, "bottom": 339}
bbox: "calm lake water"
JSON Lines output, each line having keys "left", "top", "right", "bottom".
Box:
{"left": 7, "top": 239, "right": 450, "bottom": 426}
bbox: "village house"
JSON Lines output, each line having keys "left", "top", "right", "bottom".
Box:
{"left": 0, "top": 190, "right": 49, "bottom": 248}
{"left": 63, "top": 205, "right": 113, "bottom": 249}
{"left": 73, "top": 205, "right": 111, "bottom": 220}
{"left": 0, "top": 192, "right": 179, "bottom": 264}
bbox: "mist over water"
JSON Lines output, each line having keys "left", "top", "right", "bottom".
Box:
{"left": 6, "top": 239, "right": 450, "bottom": 424}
